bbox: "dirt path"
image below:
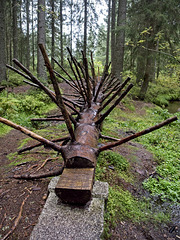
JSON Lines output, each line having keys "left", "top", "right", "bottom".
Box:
{"left": 0, "top": 84, "right": 179, "bottom": 240}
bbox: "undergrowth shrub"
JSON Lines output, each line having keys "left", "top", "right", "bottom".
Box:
{"left": 144, "top": 75, "right": 180, "bottom": 107}
{"left": 0, "top": 89, "right": 56, "bottom": 135}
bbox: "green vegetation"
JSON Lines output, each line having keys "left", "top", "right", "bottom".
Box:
{"left": 145, "top": 74, "right": 180, "bottom": 107}
{"left": 0, "top": 69, "right": 179, "bottom": 238}
{"left": 96, "top": 100, "right": 179, "bottom": 238}
{"left": 0, "top": 89, "right": 56, "bottom": 136}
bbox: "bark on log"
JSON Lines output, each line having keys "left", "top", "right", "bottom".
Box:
{"left": 2, "top": 45, "right": 178, "bottom": 205}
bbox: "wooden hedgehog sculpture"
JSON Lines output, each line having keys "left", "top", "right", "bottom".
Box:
{"left": 0, "top": 44, "right": 177, "bottom": 205}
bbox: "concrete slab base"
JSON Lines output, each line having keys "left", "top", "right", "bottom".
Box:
{"left": 30, "top": 177, "right": 109, "bottom": 240}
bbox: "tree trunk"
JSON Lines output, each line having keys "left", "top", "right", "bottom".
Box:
{"left": 51, "top": 0, "right": 55, "bottom": 69}
{"left": 105, "top": 0, "right": 111, "bottom": 67}
{"left": 32, "top": 0, "right": 35, "bottom": 71}
{"left": 111, "top": 0, "right": 116, "bottom": 75}
{"left": 26, "top": 0, "right": 30, "bottom": 69}
{"left": 114, "top": 0, "right": 127, "bottom": 80}
{"left": 0, "top": 0, "right": 7, "bottom": 83}
{"left": 70, "top": 0, "right": 73, "bottom": 53}
{"left": 37, "top": 0, "right": 47, "bottom": 79}
{"left": 12, "top": 0, "right": 18, "bottom": 63}
{"left": 136, "top": 47, "right": 146, "bottom": 85}
{"left": 139, "top": 47, "right": 153, "bottom": 100}
{"left": 60, "top": 0, "right": 63, "bottom": 66}
{"left": 19, "top": 0, "right": 23, "bottom": 63}
{"left": 83, "top": 0, "right": 87, "bottom": 57}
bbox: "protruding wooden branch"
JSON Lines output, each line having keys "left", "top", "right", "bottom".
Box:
{"left": 13, "top": 167, "right": 64, "bottom": 180}
{"left": 54, "top": 70, "right": 80, "bottom": 93}
{"left": 94, "top": 74, "right": 108, "bottom": 102}
{"left": 12, "top": 59, "right": 57, "bottom": 104}
{"left": 103, "top": 77, "right": 117, "bottom": 93}
{"left": 7, "top": 64, "right": 39, "bottom": 89}
{"left": 98, "top": 77, "right": 131, "bottom": 113}
{"left": 0, "top": 117, "right": 62, "bottom": 152}
{"left": 62, "top": 96, "right": 82, "bottom": 108}
{"left": 98, "top": 116, "right": 178, "bottom": 152}
{"left": 67, "top": 58, "right": 86, "bottom": 102}
{"left": 102, "top": 81, "right": 120, "bottom": 103}
{"left": 52, "top": 57, "right": 80, "bottom": 90}
{"left": 6, "top": 64, "right": 31, "bottom": 81}
{"left": 31, "top": 117, "right": 65, "bottom": 122}
{"left": 18, "top": 136, "right": 70, "bottom": 154}
{"left": 90, "top": 52, "right": 96, "bottom": 82}
{"left": 84, "top": 57, "right": 92, "bottom": 107}
{"left": 38, "top": 43, "right": 75, "bottom": 141}
{"left": 67, "top": 48, "right": 88, "bottom": 100}
{"left": 96, "top": 84, "right": 134, "bottom": 125}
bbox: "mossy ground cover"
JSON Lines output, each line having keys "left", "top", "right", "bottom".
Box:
{"left": 0, "top": 88, "right": 57, "bottom": 136}
{"left": 96, "top": 101, "right": 179, "bottom": 238}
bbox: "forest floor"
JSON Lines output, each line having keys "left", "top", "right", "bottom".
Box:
{"left": 0, "top": 83, "right": 179, "bottom": 240}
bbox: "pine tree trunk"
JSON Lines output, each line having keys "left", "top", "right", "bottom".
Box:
{"left": 20, "top": 0, "right": 23, "bottom": 63}
{"left": 83, "top": 0, "right": 87, "bottom": 57}
{"left": 26, "top": 0, "right": 30, "bottom": 69}
{"left": 12, "top": 0, "right": 18, "bottom": 63}
{"left": 114, "top": 0, "right": 127, "bottom": 81}
{"left": 105, "top": 0, "right": 111, "bottom": 67}
{"left": 70, "top": 0, "right": 73, "bottom": 53}
{"left": 60, "top": 0, "right": 63, "bottom": 66}
{"left": 51, "top": 0, "right": 55, "bottom": 69}
{"left": 32, "top": 0, "right": 35, "bottom": 71}
{"left": 37, "top": 0, "right": 46, "bottom": 79}
{"left": 111, "top": 0, "right": 116, "bottom": 75}
{"left": 0, "top": 0, "right": 7, "bottom": 83}
{"left": 136, "top": 47, "right": 146, "bottom": 85}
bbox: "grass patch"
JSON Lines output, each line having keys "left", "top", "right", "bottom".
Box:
{"left": 0, "top": 88, "right": 58, "bottom": 137}
{"left": 96, "top": 102, "right": 179, "bottom": 238}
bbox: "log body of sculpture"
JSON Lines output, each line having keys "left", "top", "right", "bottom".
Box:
{"left": 0, "top": 44, "right": 177, "bottom": 205}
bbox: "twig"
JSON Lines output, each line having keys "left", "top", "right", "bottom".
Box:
{"left": 23, "top": 223, "right": 36, "bottom": 230}
{"left": 27, "top": 164, "right": 38, "bottom": 172}
{"left": 0, "top": 213, "right": 6, "bottom": 229}
{"left": 31, "top": 117, "right": 65, "bottom": 122}
{"left": 1, "top": 195, "right": 30, "bottom": 240}
{"left": 96, "top": 84, "right": 134, "bottom": 125}
{"left": 34, "top": 157, "right": 59, "bottom": 172}
{"left": 100, "top": 134, "right": 120, "bottom": 141}
{"left": 140, "top": 45, "right": 180, "bottom": 64}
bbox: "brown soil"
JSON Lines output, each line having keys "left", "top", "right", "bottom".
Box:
{"left": 0, "top": 84, "right": 179, "bottom": 240}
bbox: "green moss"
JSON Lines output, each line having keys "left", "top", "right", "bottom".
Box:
{"left": 103, "top": 186, "right": 170, "bottom": 239}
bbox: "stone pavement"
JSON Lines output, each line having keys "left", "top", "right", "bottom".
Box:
{"left": 30, "top": 177, "right": 109, "bottom": 240}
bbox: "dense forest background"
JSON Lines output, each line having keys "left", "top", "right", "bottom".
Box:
{"left": 0, "top": 0, "right": 179, "bottom": 102}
